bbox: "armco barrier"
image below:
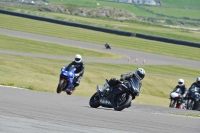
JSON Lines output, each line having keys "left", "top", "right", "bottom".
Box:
{"left": 0, "top": 9, "right": 134, "bottom": 37}
{"left": 136, "top": 33, "right": 200, "bottom": 48}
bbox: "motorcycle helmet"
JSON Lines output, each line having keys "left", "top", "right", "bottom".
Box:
{"left": 196, "top": 77, "right": 200, "bottom": 85}
{"left": 135, "top": 68, "right": 145, "bottom": 80}
{"left": 178, "top": 79, "right": 184, "bottom": 86}
{"left": 74, "top": 54, "right": 82, "bottom": 63}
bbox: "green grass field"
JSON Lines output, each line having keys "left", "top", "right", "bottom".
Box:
{"left": 160, "top": 0, "right": 200, "bottom": 8}
{"left": 49, "top": 0, "right": 200, "bottom": 24}
{"left": 0, "top": 14, "right": 200, "bottom": 61}
{"left": 142, "top": 6, "right": 200, "bottom": 19}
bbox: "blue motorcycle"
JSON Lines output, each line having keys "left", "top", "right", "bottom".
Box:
{"left": 57, "top": 65, "right": 76, "bottom": 95}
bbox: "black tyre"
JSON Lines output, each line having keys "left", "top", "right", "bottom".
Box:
{"left": 56, "top": 79, "right": 67, "bottom": 94}
{"left": 113, "top": 93, "right": 132, "bottom": 111}
{"left": 169, "top": 99, "right": 176, "bottom": 108}
{"left": 187, "top": 99, "right": 194, "bottom": 110}
{"left": 56, "top": 84, "right": 61, "bottom": 93}
{"left": 193, "top": 101, "right": 200, "bottom": 110}
{"left": 89, "top": 92, "right": 100, "bottom": 108}
{"left": 126, "top": 102, "right": 132, "bottom": 108}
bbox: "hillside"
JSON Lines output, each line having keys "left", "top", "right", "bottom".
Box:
{"left": 1, "top": 0, "right": 200, "bottom": 29}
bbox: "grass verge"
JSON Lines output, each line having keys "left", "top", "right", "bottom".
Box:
{"left": 174, "top": 113, "right": 200, "bottom": 118}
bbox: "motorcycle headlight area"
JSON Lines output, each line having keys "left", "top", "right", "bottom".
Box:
{"left": 170, "top": 92, "right": 179, "bottom": 98}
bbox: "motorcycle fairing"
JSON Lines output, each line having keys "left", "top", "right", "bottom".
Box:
{"left": 60, "top": 65, "right": 76, "bottom": 91}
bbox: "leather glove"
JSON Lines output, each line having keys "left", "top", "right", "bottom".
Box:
{"left": 75, "top": 73, "right": 79, "bottom": 77}
{"left": 61, "top": 67, "right": 65, "bottom": 71}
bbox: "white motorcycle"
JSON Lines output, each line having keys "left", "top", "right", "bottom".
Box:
{"left": 169, "top": 88, "right": 186, "bottom": 109}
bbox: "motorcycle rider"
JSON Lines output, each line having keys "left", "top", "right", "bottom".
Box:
{"left": 105, "top": 42, "right": 111, "bottom": 49}
{"left": 97, "top": 68, "right": 146, "bottom": 98}
{"left": 186, "top": 77, "right": 200, "bottom": 110}
{"left": 188, "top": 77, "right": 200, "bottom": 93}
{"left": 171, "top": 79, "right": 187, "bottom": 98}
{"left": 170, "top": 79, "right": 187, "bottom": 108}
{"left": 62, "top": 54, "right": 85, "bottom": 90}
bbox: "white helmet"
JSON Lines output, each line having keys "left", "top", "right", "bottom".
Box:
{"left": 135, "top": 68, "right": 145, "bottom": 80}
{"left": 196, "top": 77, "right": 200, "bottom": 85}
{"left": 178, "top": 79, "right": 184, "bottom": 86}
{"left": 74, "top": 54, "right": 82, "bottom": 63}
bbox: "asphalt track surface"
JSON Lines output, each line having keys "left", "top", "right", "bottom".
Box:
{"left": 0, "top": 86, "right": 200, "bottom": 133}
{"left": 0, "top": 28, "right": 200, "bottom": 133}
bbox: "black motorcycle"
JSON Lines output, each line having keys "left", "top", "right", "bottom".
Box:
{"left": 186, "top": 86, "right": 200, "bottom": 110}
{"left": 89, "top": 78, "right": 139, "bottom": 111}
{"left": 105, "top": 43, "right": 111, "bottom": 49}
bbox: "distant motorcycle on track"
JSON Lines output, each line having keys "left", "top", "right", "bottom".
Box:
{"left": 105, "top": 43, "right": 111, "bottom": 49}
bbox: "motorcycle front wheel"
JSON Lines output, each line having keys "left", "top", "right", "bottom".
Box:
{"left": 169, "top": 99, "right": 176, "bottom": 108}
{"left": 56, "top": 79, "right": 67, "bottom": 93}
{"left": 89, "top": 92, "right": 100, "bottom": 108}
{"left": 187, "top": 99, "right": 194, "bottom": 110}
{"left": 113, "top": 93, "right": 132, "bottom": 111}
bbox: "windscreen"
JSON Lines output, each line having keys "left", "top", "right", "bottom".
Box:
{"left": 129, "top": 78, "right": 140, "bottom": 93}
{"left": 65, "top": 65, "right": 75, "bottom": 71}
{"left": 174, "top": 88, "right": 182, "bottom": 94}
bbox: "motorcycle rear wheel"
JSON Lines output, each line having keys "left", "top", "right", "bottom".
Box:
{"left": 89, "top": 92, "right": 100, "bottom": 108}
{"left": 113, "top": 93, "right": 132, "bottom": 111}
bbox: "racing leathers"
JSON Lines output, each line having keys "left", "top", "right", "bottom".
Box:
{"left": 120, "top": 72, "right": 142, "bottom": 96}
{"left": 99, "top": 72, "right": 142, "bottom": 98}
{"left": 188, "top": 82, "right": 200, "bottom": 94}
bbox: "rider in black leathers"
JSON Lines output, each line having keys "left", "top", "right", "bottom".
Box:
{"left": 170, "top": 79, "right": 187, "bottom": 106}
{"left": 171, "top": 79, "right": 187, "bottom": 98}
{"left": 98, "top": 68, "right": 145, "bottom": 98}
{"left": 62, "top": 54, "right": 85, "bottom": 89}
{"left": 105, "top": 42, "right": 111, "bottom": 49}
{"left": 186, "top": 77, "right": 200, "bottom": 109}
{"left": 187, "top": 77, "right": 200, "bottom": 94}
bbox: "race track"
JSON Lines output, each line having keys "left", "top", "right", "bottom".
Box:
{"left": 0, "top": 28, "right": 200, "bottom": 133}
{"left": 0, "top": 86, "right": 200, "bottom": 133}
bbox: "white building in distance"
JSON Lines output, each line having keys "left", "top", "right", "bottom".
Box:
{"left": 115, "top": 0, "right": 157, "bottom": 5}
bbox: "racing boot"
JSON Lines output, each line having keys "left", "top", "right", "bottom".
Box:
{"left": 97, "top": 80, "right": 109, "bottom": 96}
